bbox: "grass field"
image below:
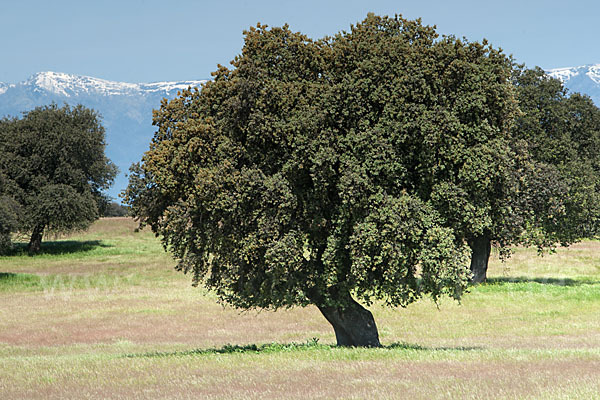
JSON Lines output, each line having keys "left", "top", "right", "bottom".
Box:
{"left": 1, "top": 218, "right": 599, "bottom": 399}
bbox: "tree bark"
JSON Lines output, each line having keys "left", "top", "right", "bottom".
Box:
{"left": 27, "top": 225, "right": 44, "bottom": 254}
{"left": 469, "top": 235, "right": 491, "bottom": 284}
{"left": 316, "top": 290, "right": 381, "bottom": 347}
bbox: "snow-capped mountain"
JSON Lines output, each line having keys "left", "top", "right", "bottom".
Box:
{"left": 0, "top": 82, "right": 11, "bottom": 96}
{"left": 2, "top": 67, "right": 599, "bottom": 202}
{"left": 0, "top": 72, "right": 206, "bottom": 200}
{"left": 22, "top": 71, "right": 203, "bottom": 98}
{"left": 546, "top": 64, "right": 600, "bottom": 106}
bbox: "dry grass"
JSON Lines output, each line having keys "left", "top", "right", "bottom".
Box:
{"left": 1, "top": 218, "right": 600, "bottom": 399}
{"left": 2, "top": 349, "right": 600, "bottom": 399}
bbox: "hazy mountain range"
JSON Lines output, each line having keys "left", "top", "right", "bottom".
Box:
{"left": 0, "top": 72, "right": 206, "bottom": 200}
{"left": 547, "top": 64, "right": 600, "bottom": 105}
{"left": 1, "top": 65, "right": 599, "bottom": 201}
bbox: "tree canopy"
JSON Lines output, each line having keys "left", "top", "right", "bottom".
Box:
{"left": 0, "top": 103, "right": 117, "bottom": 253}
{"left": 124, "top": 13, "right": 600, "bottom": 345}
{"left": 124, "top": 14, "right": 538, "bottom": 346}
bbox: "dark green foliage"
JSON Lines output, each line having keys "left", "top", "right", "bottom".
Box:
{"left": 0, "top": 103, "right": 117, "bottom": 253}
{"left": 456, "top": 67, "right": 600, "bottom": 282}
{"left": 102, "top": 201, "right": 130, "bottom": 217}
{"left": 0, "top": 184, "right": 19, "bottom": 254}
{"left": 124, "top": 14, "right": 532, "bottom": 345}
{"left": 512, "top": 67, "right": 600, "bottom": 247}
{"left": 0, "top": 158, "right": 19, "bottom": 253}
{"left": 321, "top": 16, "right": 524, "bottom": 284}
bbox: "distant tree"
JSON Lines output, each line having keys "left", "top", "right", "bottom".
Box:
{"left": 0, "top": 104, "right": 117, "bottom": 253}
{"left": 123, "top": 14, "right": 537, "bottom": 346}
{"left": 454, "top": 67, "right": 600, "bottom": 282}
{"left": 102, "top": 201, "right": 130, "bottom": 217}
{"left": 512, "top": 68, "right": 600, "bottom": 241}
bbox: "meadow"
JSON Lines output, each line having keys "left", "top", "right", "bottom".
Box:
{"left": 1, "top": 218, "right": 599, "bottom": 399}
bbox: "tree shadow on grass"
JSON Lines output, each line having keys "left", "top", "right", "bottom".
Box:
{"left": 4, "top": 240, "right": 111, "bottom": 256}
{"left": 124, "top": 341, "right": 325, "bottom": 358}
{"left": 385, "top": 342, "right": 483, "bottom": 352}
{"left": 486, "top": 276, "right": 599, "bottom": 286}
{"left": 124, "top": 340, "right": 483, "bottom": 359}
{"left": 0, "top": 272, "right": 20, "bottom": 280}
{"left": 0, "top": 272, "right": 41, "bottom": 290}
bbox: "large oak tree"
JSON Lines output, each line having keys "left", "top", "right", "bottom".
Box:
{"left": 123, "top": 14, "right": 530, "bottom": 346}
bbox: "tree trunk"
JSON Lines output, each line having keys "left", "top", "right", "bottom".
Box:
{"left": 469, "top": 235, "right": 491, "bottom": 284}
{"left": 316, "top": 290, "right": 381, "bottom": 347}
{"left": 27, "top": 225, "right": 44, "bottom": 254}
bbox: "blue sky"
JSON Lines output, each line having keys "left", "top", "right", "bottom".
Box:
{"left": 1, "top": 0, "right": 599, "bottom": 83}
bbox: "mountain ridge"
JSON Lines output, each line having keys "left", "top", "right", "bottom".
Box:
{"left": 546, "top": 63, "right": 600, "bottom": 105}
{"left": 20, "top": 71, "right": 206, "bottom": 97}
{"left": 0, "top": 72, "right": 207, "bottom": 200}
{"left": 1, "top": 67, "right": 599, "bottom": 201}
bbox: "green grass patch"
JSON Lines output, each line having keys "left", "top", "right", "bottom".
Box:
{"left": 472, "top": 279, "right": 600, "bottom": 301}
{"left": 0, "top": 272, "right": 43, "bottom": 291}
